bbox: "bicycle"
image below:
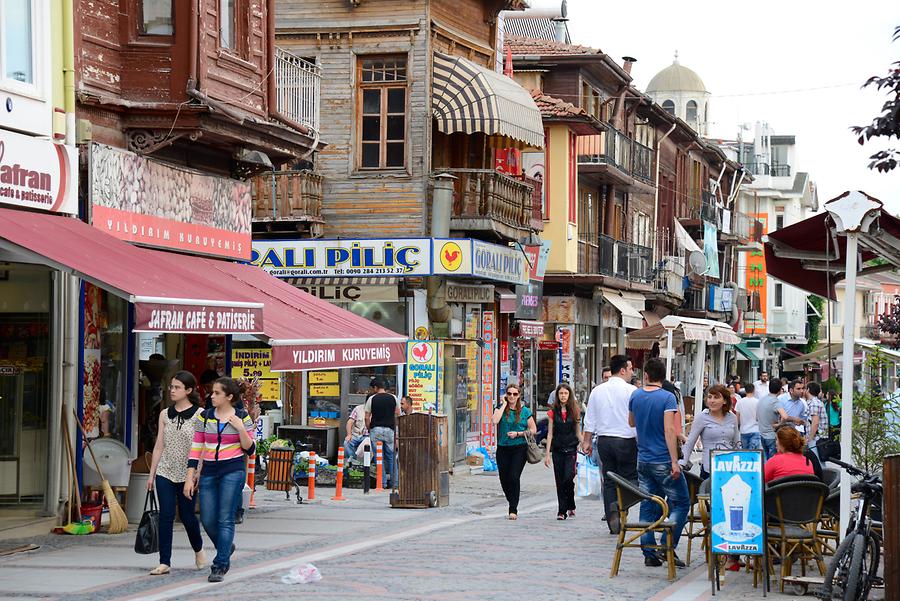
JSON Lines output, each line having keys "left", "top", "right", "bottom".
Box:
{"left": 818, "top": 459, "right": 883, "bottom": 601}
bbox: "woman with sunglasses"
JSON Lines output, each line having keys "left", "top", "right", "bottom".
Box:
{"left": 184, "top": 377, "right": 255, "bottom": 583}
{"left": 491, "top": 385, "right": 536, "bottom": 520}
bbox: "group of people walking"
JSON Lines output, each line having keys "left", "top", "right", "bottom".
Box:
{"left": 493, "top": 354, "right": 829, "bottom": 570}
{"left": 146, "top": 372, "right": 256, "bottom": 583}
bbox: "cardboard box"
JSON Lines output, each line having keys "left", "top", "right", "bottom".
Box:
{"left": 466, "top": 454, "right": 484, "bottom": 466}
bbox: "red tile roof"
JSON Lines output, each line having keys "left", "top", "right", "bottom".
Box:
{"left": 504, "top": 35, "right": 601, "bottom": 57}
{"left": 531, "top": 91, "right": 587, "bottom": 119}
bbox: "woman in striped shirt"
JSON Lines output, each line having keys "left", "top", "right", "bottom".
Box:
{"left": 184, "top": 377, "right": 255, "bottom": 583}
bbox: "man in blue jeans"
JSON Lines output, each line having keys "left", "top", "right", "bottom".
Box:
{"left": 628, "top": 358, "right": 688, "bottom": 568}
{"left": 365, "top": 379, "right": 399, "bottom": 488}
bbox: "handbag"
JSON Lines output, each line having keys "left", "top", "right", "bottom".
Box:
{"left": 134, "top": 490, "right": 160, "bottom": 555}
{"left": 522, "top": 431, "right": 542, "bottom": 464}
{"left": 576, "top": 453, "right": 601, "bottom": 497}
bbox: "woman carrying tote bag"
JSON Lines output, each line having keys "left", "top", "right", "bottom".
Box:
{"left": 543, "top": 383, "right": 582, "bottom": 520}
{"left": 146, "top": 371, "right": 206, "bottom": 575}
{"left": 491, "top": 385, "right": 536, "bottom": 521}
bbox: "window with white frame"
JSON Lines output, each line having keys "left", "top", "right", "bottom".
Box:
{"left": 2, "top": 0, "right": 34, "bottom": 86}
{"left": 774, "top": 282, "right": 784, "bottom": 308}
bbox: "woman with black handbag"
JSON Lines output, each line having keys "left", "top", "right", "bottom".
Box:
{"left": 145, "top": 371, "right": 206, "bottom": 575}
{"left": 543, "top": 383, "right": 582, "bottom": 520}
{"left": 492, "top": 385, "right": 536, "bottom": 521}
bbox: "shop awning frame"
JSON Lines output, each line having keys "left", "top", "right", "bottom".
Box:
{"left": 601, "top": 290, "right": 644, "bottom": 330}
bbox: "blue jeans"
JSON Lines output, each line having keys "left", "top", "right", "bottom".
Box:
{"left": 369, "top": 427, "right": 395, "bottom": 488}
{"left": 761, "top": 437, "right": 777, "bottom": 459}
{"left": 155, "top": 475, "right": 203, "bottom": 566}
{"left": 637, "top": 462, "right": 690, "bottom": 559}
{"left": 741, "top": 432, "right": 761, "bottom": 450}
{"left": 199, "top": 469, "right": 245, "bottom": 571}
{"left": 344, "top": 435, "right": 365, "bottom": 463}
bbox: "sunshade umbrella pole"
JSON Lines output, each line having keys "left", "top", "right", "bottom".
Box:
{"left": 838, "top": 232, "right": 858, "bottom": 541}
{"left": 665, "top": 328, "right": 674, "bottom": 381}
{"left": 693, "top": 339, "right": 707, "bottom": 419}
{"left": 718, "top": 343, "right": 726, "bottom": 385}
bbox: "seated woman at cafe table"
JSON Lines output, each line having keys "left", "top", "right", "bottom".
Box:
{"left": 764, "top": 425, "right": 817, "bottom": 483}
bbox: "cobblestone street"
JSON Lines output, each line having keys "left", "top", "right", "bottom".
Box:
{"left": 1, "top": 465, "right": 801, "bottom": 601}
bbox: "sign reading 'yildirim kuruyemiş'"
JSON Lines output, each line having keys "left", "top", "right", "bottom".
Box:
{"left": 709, "top": 449, "right": 765, "bottom": 555}
{"left": 0, "top": 130, "right": 78, "bottom": 214}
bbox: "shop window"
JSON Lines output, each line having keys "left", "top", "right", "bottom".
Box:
{"left": 357, "top": 55, "right": 408, "bottom": 170}
{"left": 83, "top": 284, "right": 129, "bottom": 445}
{"left": 2, "top": 0, "right": 33, "bottom": 85}
{"left": 141, "top": 0, "right": 173, "bottom": 36}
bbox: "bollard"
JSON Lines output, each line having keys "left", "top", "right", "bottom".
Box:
{"left": 375, "top": 441, "right": 384, "bottom": 492}
{"left": 363, "top": 442, "right": 371, "bottom": 494}
{"left": 332, "top": 447, "right": 346, "bottom": 501}
{"left": 247, "top": 451, "right": 256, "bottom": 508}
{"left": 885, "top": 454, "right": 899, "bottom": 601}
{"left": 307, "top": 451, "right": 316, "bottom": 501}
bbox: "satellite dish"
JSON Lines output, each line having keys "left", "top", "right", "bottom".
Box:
{"left": 687, "top": 250, "right": 708, "bottom": 275}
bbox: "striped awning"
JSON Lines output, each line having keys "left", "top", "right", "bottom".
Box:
{"left": 432, "top": 52, "right": 544, "bottom": 148}
{"left": 285, "top": 277, "right": 398, "bottom": 287}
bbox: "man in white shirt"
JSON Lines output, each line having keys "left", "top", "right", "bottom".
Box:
{"left": 753, "top": 371, "right": 769, "bottom": 397}
{"left": 582, "top": 354, "right": 637, "bottom": 534}
{"left": 734, "top": 383, "right": 760, "bottom": 449}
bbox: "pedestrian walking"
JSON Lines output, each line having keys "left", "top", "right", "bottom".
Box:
{"left": 364, "top": 379, "right": 399, "bottom": 488}
{"left": 779, "top": 379, "right": 810, "bottom": 435}
{"left": 805, "top": 382, "right": 828, "bottom": 459}
{"left": 680, "top": 384, "right": 740, "bottom": 479}
{"left": 627, "top": 358, "right": 688, "bottom": 567}
{"left": 734, "top": 383, "right": 761, "bottom": 449}
{"left": 146, "top": 371, "right": 206, "bottom": 576}
{"left": 582, "top": 354, "right": 637, "bottom": 534}
{"left": 492, "top": 384, "right": 536, "bottom": 520}
{"left": 543, "top": 383, "right": 582, "bottom": 520}
{"left": 757, "top": 380, "right": 792, "bottom": 459}
{"left": 185, "top": 377, "right": 256, "bottom": 583}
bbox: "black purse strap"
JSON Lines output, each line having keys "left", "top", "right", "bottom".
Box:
{"left": 144, "top": 490, "right": 157, "bottom": 512}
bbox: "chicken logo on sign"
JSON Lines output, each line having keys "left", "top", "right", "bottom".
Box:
{"left": 439, "top": 241, "right": 463, "bottom": 271}
{"left": 410, "top": 342, "right": 434, "bottom": 363}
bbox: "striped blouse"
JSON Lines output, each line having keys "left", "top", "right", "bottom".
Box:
{"left": 188, "top": 408, "right": 256, "bottom": 476}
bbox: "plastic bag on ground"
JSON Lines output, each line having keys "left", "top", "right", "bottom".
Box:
{"left": 475, "top": 446, "right": 497, "bottom": 471}
{"left": 281, "top": 563, "right": 322, "bottom": 584}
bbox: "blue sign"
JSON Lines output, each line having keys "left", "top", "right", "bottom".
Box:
{"left": 709, "top": 449, "right": 765, "bottom": 555}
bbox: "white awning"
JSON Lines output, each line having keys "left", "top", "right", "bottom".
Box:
{"left": 602, "top": 290, "right": 644, "bottom": 330}
{"left": 674, "top": 219, "right": 702, "bottom": 254}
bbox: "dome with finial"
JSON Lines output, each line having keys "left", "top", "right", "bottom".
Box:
{"left": 646, "top": 52, "right": 707, "bottom": 94}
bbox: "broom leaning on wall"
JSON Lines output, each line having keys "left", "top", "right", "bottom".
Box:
{"left": 73, "top": 409, "right": 129, "bottom": 534}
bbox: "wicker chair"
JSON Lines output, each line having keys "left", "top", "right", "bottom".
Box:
{"left": 764, "top": 480, "right": 830, "bottom": 591}
{"left": 683, "top": 471, "right": 707, "bottom": 566}
{"left": 607, "top": 471, "right": 677, "bottom": 581}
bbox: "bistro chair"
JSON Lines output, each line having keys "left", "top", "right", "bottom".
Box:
{"left": 817, "top": 488, "right": 841, "bottom": 555}
{"left": 821, "top": 468, "right": 840, "bottom": 490}
{"left": 607, "top": 472, "right": 677, "bottom": 581}
{"left": 683, "top": 471, "right": 707, "bottom": 566}
{"left": 764, "top": 480, "right": 829, "bottom": 591}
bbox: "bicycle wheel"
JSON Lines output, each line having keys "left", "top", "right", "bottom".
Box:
{"left": 821, "top": 533, "right": 855, "bottom": 599}
{"left": 842, "top": 533, "right": 869, "bottom": 601}
{"left": 854, "top": 535, "right": 880, "bottom": 601}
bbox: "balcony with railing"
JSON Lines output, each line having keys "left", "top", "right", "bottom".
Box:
{"left": 441, "top": 169, "right": 537, "bottom": 241}
{"left": 732, "top": 210, "right": 765, "bottom": 248}
{"left": 683, "top": 286, "right": 707, "bottom": 313}
{"left": 577, "top": 128, "right": 652, "bottom": 187}
{"left": 598, "top": 234, "right": 652, "bottom": 283}
{"left": 251, "top": 169, "right": 324, "bottom": 236}
{"left": 274, "top": 48, "right": 321, "bottom": 135}
{"left": 743, "top": 162, "right": 792, "bottom": 178}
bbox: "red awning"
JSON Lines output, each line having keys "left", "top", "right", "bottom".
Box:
{"left": 0, "top": 208, "right": 264, "bottom": 334}
{"left": 764, "top": 192, "right": 900, "bottom": 301}
{"left": 201, "top": 260, "right": 408, "bottom": 372}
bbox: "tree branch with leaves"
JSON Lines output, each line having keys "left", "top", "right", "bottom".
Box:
{"left": 851, "top": 26, "right": 900, "bottom": 173}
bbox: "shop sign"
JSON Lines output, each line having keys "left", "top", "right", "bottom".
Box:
{"left": 0, "top": 130, "right": 78, "bottom": 214}
{"left": 542, "top": 296, "right": 599, "bottom": 326}
{"left": 518, "top": 320, "right": 544, "bottom": 338}
{"left": 465, "top": 311, "right": 481, "bottom": 412}
{"left": 405, "top": 341, "right": 440, "bottom": 412}
{"left": 744, "top": 214, "right": 768, "bottom": 334}
{"left": 309, "top": 371, "right": 339, "bottom": 384}
{"left": 414, "top": 325, "right": 429, "bottom": 340}
{"left": 270, "top": 341, "right": 407, "bottom": 372}
{"left": 89, "top": 144, "right": 252, "bottom": 260}
{"left": 538, "top": 341, "right": 559, "bottom": 351}
{"left": 0, "top": 365, "right": 21, "bottom": 376}
{"left": 557, "top": 325, "right": 575, "bottom": 385}
{"left": 481, "top": 311, "right": 496, "bottom": 448}
{"left": 252, "top": 238, "right": 432, "bottom": 278}
{"left": 710, "top": 449, "right": 765, "bottom": 555}
{"left": 296, "top": 284, "right": 398, "bottom": 303}
{"left": 523, "top": 241, "right": 552, "bottom": 282}
{"left": 514, "top": 281, "right": 543, "bottom": 320}
{"left": 433, "top": 239, "right": 472, "bottom": 275}
{"left": 231, "top": 349, "right": 280, "bottom": 401}
{"left": 471, "top": 240, "right": 528, "bottom": 285}
{"left": 445, "top": 282, "right": 494, "bottom": 304}
{"left": 134, "top": 303, "right": 264, "bottom": 334}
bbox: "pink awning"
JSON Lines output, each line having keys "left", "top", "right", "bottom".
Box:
{"left": 200, "top": 261, "right": 408, "bottom": 372}
{"left": 0, "top": 208, "right": 264, "bottom": 334}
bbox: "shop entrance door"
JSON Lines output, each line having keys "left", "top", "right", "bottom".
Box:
{"left": 518, "top": 340, "right": 537, "bottom": 413}
{"left": 0, "top": 369, "right": 47, "bottom": 505}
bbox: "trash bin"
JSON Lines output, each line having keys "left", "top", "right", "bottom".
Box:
{"left": 126, "top": 472, "right": 154, "bottom": 524}
{"left": 391, "top": 413, "right": 449, "bottom": 508}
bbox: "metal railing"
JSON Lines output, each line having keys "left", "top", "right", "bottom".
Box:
{"left": 732, "top": 211, "right": 765, "bottom": 242}
{"left": 633, "top": 141, "right": 653, "bottom": 183}
{"left": 597, "top": 234, "right": 652, "bottom": 282}
{"left": 576, "top": 128, "right": 649, "bottom": 179}
{"left": 684, "top": 286, "right": 707, "bottom": 312}
{"left": 742, "top": 162, "right": 793, "bottom": 177}
{"left": 251, "top": 169, "right": 323, "bottom": 221}
{"left": 275, "top": 47, "right": 321, "bottom": 134}
{"left": 443, "top": 169, "right": 535, "bottom": 230}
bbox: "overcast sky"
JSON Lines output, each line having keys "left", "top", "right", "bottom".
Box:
{"left": 566, "top": 0, "right": 900, "bottom": 213}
